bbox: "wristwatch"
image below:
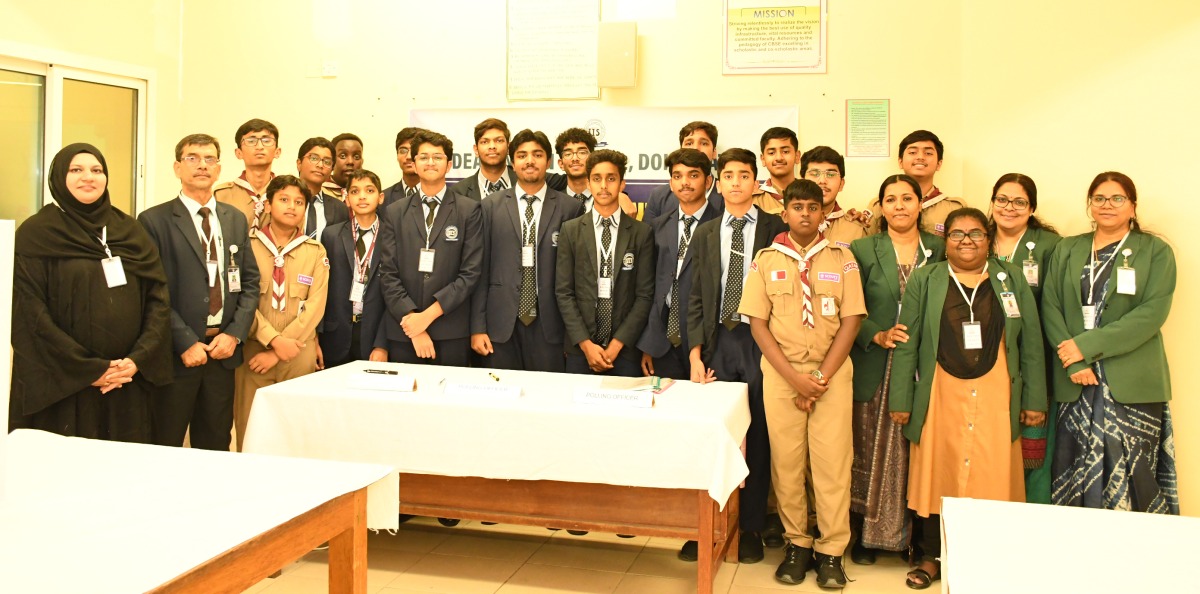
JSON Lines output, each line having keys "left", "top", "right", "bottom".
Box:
{"left": 811, "top": 369, "right": 826, "bottom": 382}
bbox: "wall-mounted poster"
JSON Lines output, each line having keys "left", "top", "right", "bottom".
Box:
{"left": 723, "top": 0, "right": 827, "bottom": 74}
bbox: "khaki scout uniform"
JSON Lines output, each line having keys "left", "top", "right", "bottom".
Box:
{"left": 820, "top": 205, "right": 870, "bottom": 250}
{"left": 738, "top": 232, "right": 866, "bottom": 556}
{"left": 215, "top": 175, "right": 272, "bottom": 232}
{"left": 234, "top": 230, "right": 330, "bottom": 450}
{"left": 866, "top": 186, "right": 966, "bottom": 237}
{"left": 751, "top": 181, "right": 786, "bottom": 216}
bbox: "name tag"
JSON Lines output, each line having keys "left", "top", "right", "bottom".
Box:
{"left": 573, "top": 387, "right": 654, "bottom": 408}
{"left": 817, "top": 272, "right": 840, "bottom": 283}
{"left": 1000, "top": 291, "right": 1021, "bottom": 318}
{"left": 1082, "top": 305, "right": 1097, "bottom": 330}
{"left": 418, "top": 248, "right": 436, "bottom": 273}
{"left": 227, "top": 266, "right": 242, "bottom": 293}
{"left": 350, "top": 280, "right": 365, "bottom": 303}
{"left": 1117, "top": 266, "right": 1136, "bottom": 295}
{"left": 102, "top": 256, "right": 127, "bottom": 288}
{"left": 297, "top": 274, "right": 314, "bottom": 286}
{"left": 522, "top": 245, "right": 535, "bottom": 268}
{"left": 598, "top": 276, "right": 613, "bottom": 299}
{"left": 1023, "top": 259, "right": 1039, "bottom": 286}
{"left": 963, "top": 321, "right": 982, "bottom": 350}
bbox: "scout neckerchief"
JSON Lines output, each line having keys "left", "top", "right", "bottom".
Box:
{"left": 257, "top": 225, "right": 308, "bottom": 313}
{"left": 233, "top": 170, "right": 274, "bottom": 231}
{"left": 769, "top": 232, "right": 829, "bottom": 329}
{"left": 921, "top": 186, "right": 947, "bottom": 209}
{"left": 758, "top": 180, "right": 784, "bottom": 204}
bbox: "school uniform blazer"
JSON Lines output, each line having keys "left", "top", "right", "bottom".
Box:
{"left": 138, "top": 198, "right": 261, "bottom": 369}
{"left": 381, "top": 180, "right": 412, "bottom": 214}
{"left": 889, "top": 258, "right": 1047, "bottom": 444}
{"left": 305, "top": 189, "right": 350, "bottom": 233}
{"left": 636, "top": 205, "right": 723, "bottom": 358}
{"left": 685, "top": 210, "right": 788, "bottom": 363}
{"left": 470, "top": 187, "right": 584, "bottom": 344}
{"left": 376, "top": 190, "right": 484, "bottom": 342}
{"left": 992, "top": 225, "right": 1061, "bottom": 299}
{"left": 555, "top": 212, "right": 655, "bottom": 358}
{"left": 847, "top": 231, "right": 945, "bottom": 402}
{"left": 643, "top": 182, "right": 724, "bottom": 224}
{"left": 449, "top": 168, "right": 517, "bottom": 202}
{"left": 1040, "top": 231, "right": 1175, "bottom": 404}
{"left": 319, "top": 221, "right": 387, "bottom": 361}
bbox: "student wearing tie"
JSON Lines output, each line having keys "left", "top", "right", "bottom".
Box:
{"left": 637, "top": 148, "right": 721, "bottom": 381}
{"left": 295, "top": 136, "right": 349, "bottom": 239}
{"left": 377, "top": 130, "right": 483, "bottom": 366}
{"left": 643, "top": 121, "right": 724, "bottom": 222}
{"left": 553, "top": 127, "right": 597, "bottom": 208}
{"left": 450, "top": 118, "right": 516, "bottom": 201}
{"left": 382, "top": 127, "right": 425, "bottom": 211}
{"left": 555, "top": 149, "right": 654, "bottom": 377}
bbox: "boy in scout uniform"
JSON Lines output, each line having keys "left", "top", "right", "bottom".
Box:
{"left": 215, "top": 118, "right": 280, "bottom": 232}
{"left": 800, "top": 146, "right": 871, "bottom": 250}
{"left": 740, "top": 179, "right": 866, "bottom": 589}
{"left": 234, "top": 175, "right": 330, "bottom": 450}
{"left": 879, "top": 130, "right": 965, "bottom": 236}
{"left": 751, "top": 126, "right": 798, "bottom": 216}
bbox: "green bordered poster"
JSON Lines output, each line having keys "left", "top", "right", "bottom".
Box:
{"left": 723, "top": 0, "right": 827, "bottom": 74}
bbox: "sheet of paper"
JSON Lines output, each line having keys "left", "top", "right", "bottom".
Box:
{"left": 507, "top": 0, "right": 600, "bottom": 100}
{"left": 846, "top": 99, "right": 890, "bottom": 158}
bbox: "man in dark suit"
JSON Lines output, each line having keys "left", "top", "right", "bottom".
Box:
{"left": 295, "top": 136, "right": 349, "bottom": 239}
{"left": 643, "top": 121, "right": 725, "bottom": 222}
{"left": 139, "top": 133, "right": 260, "bottom": 451}
{"left": 555, "top": 149, "right": 654, "bottom": 377}
{"left": 449, "top": 118, "right": 517, "bottom": 201}
{"left": 377, "top": 130, "right": 483, "bottom": 367}
{"left": 382, "top": 126, "right": 425, "bottom": 212}
{"left": 320, "top": 169, "right": 389, "bottom": 368}
{"left": 678, "top": 147, "right": 788, "bottom": 564}
{"left": 637, "top": 149, "right": 722, "bottom": 380}
{"left": 470, "top": 130, "right": 583, "bottom": 371}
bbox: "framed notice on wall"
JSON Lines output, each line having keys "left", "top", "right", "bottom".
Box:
{"left": 507, "top": 0, "right": 601, "bottom": 100}
{"left": 723, "top": 0, "right": 827, "bottom": 74}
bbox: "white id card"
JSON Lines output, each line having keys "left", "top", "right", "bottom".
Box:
{"left": 598, "top": 276, "right": 613, "bottom": 299}
{"left": 1023, "top": 259, "right": 1039, "bottom": 286}
{"left": 1117, "top": 266, "right": 1136, "bottom": 295}
{"left": 350, "top": 280, "right": 365, "bottom": 303}
{"left": 821, "top": 296, "right": 836, "bottom": 316}
{"left": 418, "top": 248, "right": 436, "bottom": 273}
{"left": 1000, "top": 291, "right": 1021, "bottom": 318}
{"left": 227, "top": 267, "right": 242, "bottom": 293}
{"left": 1082, "top": 305, "right": 1097, "bottom": 330}
{"left": 207, "top": 261, "right": 218, "bottom": 287}
{"left": 102, "top": 256, "right": 127, "bottom": 288}
{"left": 963, "top": 321, "right": 982, "bottom": 350}
{"left": 522, "top": 245, "right": 535, "bottom": 267}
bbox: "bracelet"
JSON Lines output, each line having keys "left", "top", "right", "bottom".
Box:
{"left": 811, "top": 369, "right": 826, "bottom": 382}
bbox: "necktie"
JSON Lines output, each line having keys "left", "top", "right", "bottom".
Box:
{"left": 486, "top": 180, "right": 504, "bottom": 196}
{"left": 305, "top": 196, "right": 321, "bottom": 236}
{"left": 595, "top": 217, "right": 614, "bottom": 345}
{"left": 405, "top": 186, "right": 418, "bottom": 199}
{"left": 667, "top": 215, "right": 696, "bottom": 346}
{"left": 721, "top": 218, "right": 747, "bottom": 330}
{"left": 355, "top": 226, "right": 367, "bottom": 260}
{"left": 198, "top": 207, "right": 222, "bottom": 317}
{"left": 423, "top": 196, "right": 438, "bottom": 228}
{"left": 518, "top": 195, "right": 538, "bottom": 325}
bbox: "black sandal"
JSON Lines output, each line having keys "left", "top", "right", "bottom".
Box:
{"left": 905, "top": 562, "right": 941, "bottom": 590}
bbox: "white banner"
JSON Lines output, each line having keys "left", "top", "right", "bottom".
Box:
{"left": 409, "top": 106, "right": 799, "bottom": 201}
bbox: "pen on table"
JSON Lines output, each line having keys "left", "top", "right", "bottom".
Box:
{"left": 365, "top": 369, "right": 398, "bottom": 375}
{"left": 488, "top": 372, "right": 501, "bottom": 382}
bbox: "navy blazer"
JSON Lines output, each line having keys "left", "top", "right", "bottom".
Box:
{"left": 305, "top": 189, "right": 350, "bottom": 237}
{"left": 643, "top": 181, "right": 723, "bottom": 223}
{"left": 138, "top": 198, "right": 261, "bottom": 369}
{"left": 376, "top": 190, "right": 483, "bottom": 342}
{"left": 449, "top": 168, "right": 517, "bottom": 202}
{"left": 471, "top": 187, "right": 584, "bottom": 344}
{"left": 319, "top": 220, "right": 387, "bottom": 361}
{"left": 637, "top": 204, "right": 723, "bottom": 358}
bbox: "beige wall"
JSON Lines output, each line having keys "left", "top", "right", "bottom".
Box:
{"left": 5, "top": 0, "right": 1198, "bottom": 513}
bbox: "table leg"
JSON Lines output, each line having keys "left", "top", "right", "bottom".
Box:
{"left": 697, "top": 490, "right": 715, "bottom": 594}
{"left": 328, "top": 488, "right": 368, "bottom": 594}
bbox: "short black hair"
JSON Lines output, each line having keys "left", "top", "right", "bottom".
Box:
{"left": 349, "top": 169, "right": 383, "bottom": 192}
{"left": 800, "top": 145, "right": 845, "bottom": 178}
{"left": 474, "top": 118, "right": 511, "bottom": 143}
{"left": 175, "top": 133, "right": 220, "bottom": 162}
{"left": 554, "top": 127, "right": 597, "bottom": 157}
{"left": 265, "top": 174, "right": 311, "bottom": 205}
{"left": 509, "top": 129, "right": 553, "bottom": 160}
{"left": 585, "top": 149, "right": 628, "bottom": 180}
{"left": 297, "top": 137, "right": 334, "bottom": 160}
{"left": 716, "top": 148, "right": 757, "bottom": 178}
{"left": 759, "top": 127, "right": 798, "bottom": 152}
{"left": 331, "top": 133, "right": 363, "bottom": 149}
{"left": 409, "top": 130, "right": 454, "bottom": 157}
{"left": 394, "top": 127, "right": 424, "bottom": 151}
{"left": 782, "top": 179, "right": 823, "bottom": 208}
{"left": 679, "top": 121, "right": 718, "bottom": 147}
{"left": 899, "top": 130, "right": 944, "bottom": 161}
{"left": 235, "top": 119, "right": 278, "bottom": 147}
{"left": 665, "top": 148, "right": 712, "bottom": 175}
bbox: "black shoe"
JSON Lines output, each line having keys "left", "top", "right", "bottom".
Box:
{"left": 739, "top": 531, "right": 764, "bottom": 564}
{"left": 481, "top": 521, "right": 497, "bottom": 525}
{"left": 616, "top": 534, "right": 634, "bottom": 538}
{"left": 397, "top": 514, "right": 414, "bottom": 524}
{"left": 762, "top": 513, "right": 785, "bottom": 548}
{"left": 774, "top": 543, "right": 813, "bottom": 585}
{"left": 850, "top": 540, "right": 876, "bottom": 565}
{"left": 437, "top": 518, "right": 460, "bottom": 527}
{"left": 815, "top": 553, "right": 848, "bottom": 589}
{"left": 567, "top": 530, "right": 589, "bottom": 535}
{"left": 678, "top": 540, "right": 699, "bottom": 562}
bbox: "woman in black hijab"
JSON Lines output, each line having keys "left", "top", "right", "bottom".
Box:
{"left": 9, "top": 143, "right": 172, "bottom": 442}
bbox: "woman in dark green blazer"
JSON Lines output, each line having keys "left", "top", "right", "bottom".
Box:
{"left": 1041, "top": 171, "right": 1177, "bottom": 514}
{"left": 986, "top": 173, "right": 1062, "bottom": 503}
{"left": 889, "top": 208, "right": 1046, "bottom": 590}
{"left": 846, "top": 174, "right": 944, "bottom": 564}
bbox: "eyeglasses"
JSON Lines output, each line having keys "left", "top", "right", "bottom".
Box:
{"left": 415, "top": 154, "right": 448, "bottom": 164}
{"left": 947, "top": 229, "right": 987, "bottom": 242}
{"left": 305, "top": 154, "right": 334, "bottom": 168}
{"left": 241, "top": 136, "right": 276, "bottom": 147}
{"left": 805, "top": 170, "right": 841, "bottom": 180}
{"left": 561, "top": 149, "right": 590, "bottom": 160}
{"left": 1089, "top": 194, "right": 1129, "bottom": 207}
{"left": 396, "top": 148, "right": 411, "bottom": 156}
{"left": 993, "top": 196, "right": 1030, "bottom": 210}
{"left": 181, "top": 155, "right": 219, "bottom": 166}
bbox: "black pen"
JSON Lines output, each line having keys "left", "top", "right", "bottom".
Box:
{"left": 365, "top": 369, "right": 398, "bottom": 375}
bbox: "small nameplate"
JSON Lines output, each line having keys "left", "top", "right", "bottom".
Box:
{"left": 348, "top": 374, "right": 416, "bottom": 392}
{"left": 573, "top": 387, "right": 654, "bottom": 408}
{"left": 445, "top": 382, "right": 522, "bottom": 399}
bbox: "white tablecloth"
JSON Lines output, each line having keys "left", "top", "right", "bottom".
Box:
{"left": 0, "top": 429, "right": 393, "bottom": 594}
{"left": 941, "top": 497, "right": 1200, "bottom": 593}
{"left": 244, "top": 361, "right": 750, "bottom": 513}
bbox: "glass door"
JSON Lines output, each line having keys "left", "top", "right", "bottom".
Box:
{"left": 0, "top": 62, "right": 46, "bottom": 224}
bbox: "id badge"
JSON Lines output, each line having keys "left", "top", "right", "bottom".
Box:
{"left": 962, "top": 321, "right": 982, "bottom": 350}
{"left": 350, "top": 280, "right": 365, "bottom": 303}
{"left": 102, "top": 256, "right": 127, "bottom": 288}
{"left": 1117, "top": 266, "right": 1136, "bottom": 295}
{"left": 207, "top": 260, "right": 218, "bottom": 287}
{"left": 598, "top": 276, "right": 613, "bottom": 299}
{"left": 1082, "top": 305, "right": 1097, "bottom": 330}
{"left": 418, "top": 248, "right": 436, "bottom": 273}
{"left": 1000, "top": 291, "right": 1021, "bottom": 318}
{"left": 1023, "top": 259, "right": 1039, "bottom": 286}
{"left": 820, "top": 296, "right": 836, "bottom": 316}
{"left": 227, "top": 266, "right": 242, "bottom": 293}
{"left": 522, "top": 245, "right": 535, "bottom": 268}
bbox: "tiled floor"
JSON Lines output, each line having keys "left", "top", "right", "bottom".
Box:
{"left": 245, "top": 517, "right": 922, "bottom": 593}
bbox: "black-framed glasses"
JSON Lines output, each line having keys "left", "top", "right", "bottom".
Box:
{"left": 947, "top": 229, "right": 986, "bottom": 242}
{"left": 1089, "top": 195, "right": 1128, "bottom": 207}
{"left": 305, "top": 154, "right": 334, "bottom": 168}
{"left": 992, "top": 196, "right": 1030, "bottom": 210}
{"left": 241, "top": 136, "right": 276, "bottom": 147}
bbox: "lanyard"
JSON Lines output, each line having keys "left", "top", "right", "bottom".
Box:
{"left": 598, "top": 216, "right": 616, "bottom": 277}
{"left": 520, "top": 197, "right": 538, "bottom": 245}
{"left": 352, "top": 220, "right": 378, "bottom": 282}
{"left": 1004, "top": 229, "right": 1028, "bottom": 262}
{"left": 1087, "top": 231, "right": 1129, "bottom": 305}
{"left": 423, "top": 198, "right": 441, "bottom": 249}
{"left": 98, "top": 226, "right": 113, "bottom": 259}
{"left": 949, "top": 261, "right": 989, "bottom": 323}
{"left": 894, "top": 237, "right": 931, "bottom": 287}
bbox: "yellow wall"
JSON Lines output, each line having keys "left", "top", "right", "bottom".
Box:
{"left": 4, "top": 0, "right": 1198, "bottom": 513}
